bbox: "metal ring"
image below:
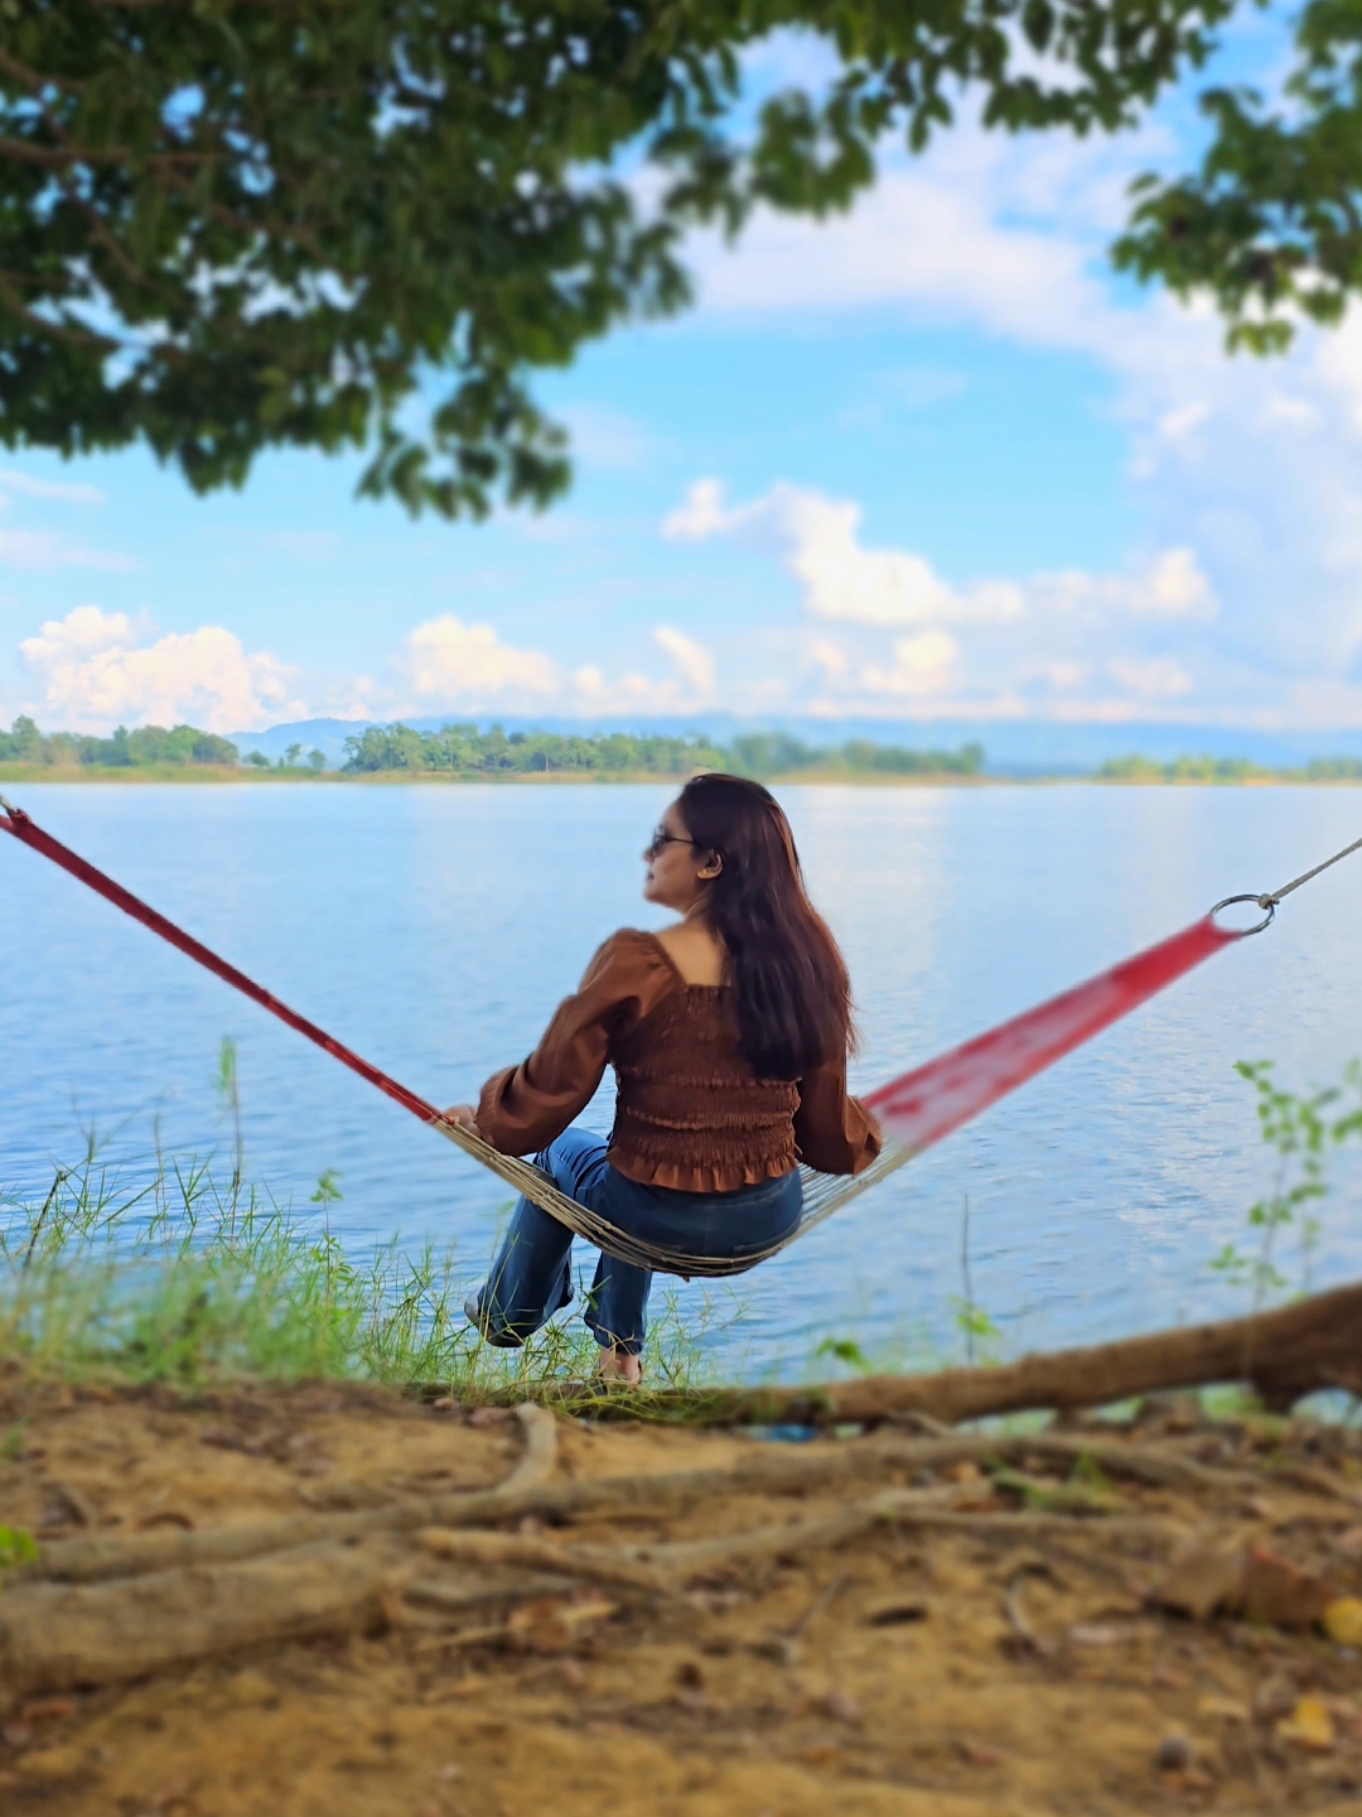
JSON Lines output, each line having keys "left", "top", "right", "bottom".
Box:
{"left": 1209, "top": 893, "right": 1276, "bottom": 937}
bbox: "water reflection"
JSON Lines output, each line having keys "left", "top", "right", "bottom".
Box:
{"left": 1, "top": 781, "right": 1359, "bottom": 1376}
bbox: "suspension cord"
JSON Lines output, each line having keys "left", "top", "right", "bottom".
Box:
{"left": 1261, "top": 832, "right": 1362, "bottom": 908}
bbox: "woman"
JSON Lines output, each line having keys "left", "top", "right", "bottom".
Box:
{"left": 446, "top": 773, "right": 880, "bottom": 1385}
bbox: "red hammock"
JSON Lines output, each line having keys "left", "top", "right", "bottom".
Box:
{"left": 0, "top": 795, "right": 1271, "bottom": 1168}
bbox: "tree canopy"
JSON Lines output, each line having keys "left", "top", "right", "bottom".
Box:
{"left": 340, "top": 720, "right": 986, "bottom": 775}
{"left": 1114, "top": 0, "right": 1362, "bottom": 351}
{"left": 0, "top": 0, "right": 1350, "bottom": 515}
{"left": 0, "top": 714, "right": 239, "bottom": 766}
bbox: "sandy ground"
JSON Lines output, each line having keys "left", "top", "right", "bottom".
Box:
{"left": 2, "top": 1376, "right": 1362, "bottom": 1817}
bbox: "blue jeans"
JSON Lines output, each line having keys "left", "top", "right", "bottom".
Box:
{"left": 469, "top": 1126, "right": 803, "bottom": 1356}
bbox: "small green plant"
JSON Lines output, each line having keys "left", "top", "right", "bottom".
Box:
{"left": 813, "top": 1336, "right": 872, "bottom": 1374}
{"left": 0, "top": 1526, "right": 37, "bottom": 1575}
{"left": 1212, "top": 1059, "right": 1362, "bottom": 1308}
{"left": 1069, "top": 1452, "right": 1114, "bottom": 1494}
{"left": 215, "top": 1037, "right": 245, "bottom": 1222}
{"left": 310, "top": 1170, "right": 343, "bottom": 1211}
{"left": 950, "top": 1296, "right": 1002, "bottom": 1360}
{"left": 953, "top": 1194, "right": 1001, "bottom": 1363}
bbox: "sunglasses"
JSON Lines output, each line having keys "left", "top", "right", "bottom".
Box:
{"left": 645, "top": 826, "right": 700, "bottom": 858}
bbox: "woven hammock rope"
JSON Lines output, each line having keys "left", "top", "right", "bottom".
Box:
{"left": 429, "top": 1116, "right": 911, "bottom": 1278}
{"left": 2, "top": 796, "right": 1357, "bottom": 1281}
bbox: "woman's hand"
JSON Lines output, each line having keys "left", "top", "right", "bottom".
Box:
{"left": 443, "top": 1103, "right": 482, "bottom": 1137}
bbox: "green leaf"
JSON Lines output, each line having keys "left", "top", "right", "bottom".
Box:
{"left": 0, "top": 0, "right": 1301, "bottom": 515}
{"left": 814, "top": 1336, "right": 871, "bottom": 1373}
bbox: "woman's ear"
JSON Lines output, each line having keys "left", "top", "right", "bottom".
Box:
{"left": 698, "top": 850, "right": 723, "bottom": 881}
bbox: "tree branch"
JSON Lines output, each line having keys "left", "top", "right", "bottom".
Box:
{"left": 0, "top": 282, "right": 116, "bottom": 350}
{"left": 0, "top": 48, "right": 86, "bottom": 95}
{"left": 0, "top": 134, "right": 218, "bottom": 170}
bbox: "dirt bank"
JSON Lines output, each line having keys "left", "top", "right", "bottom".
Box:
{"left": 2, "top": 1376, "right": 1361, "bottom": 1816}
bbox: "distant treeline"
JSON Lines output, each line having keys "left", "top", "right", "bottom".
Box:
{"left": 8, "top": 714, "right": 1358, "bottom": 784}
{"left": 1098, "top": 754, "right": 1362, "bottom": 782}
{"left": 342, "top": 724, "right": 725, "bottom": 775}
{"left": 0, "top": 715, "right": 239, "bottom": 768}
{"left": 725, "top": 733, "right": 985, "bottom": 777}
{"left": 341, "top": 723, "right": 987, "bottom": 778}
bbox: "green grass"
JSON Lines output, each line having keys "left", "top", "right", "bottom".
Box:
{"left": 4, "top": 1154, "right": 1356, "bottom": 1431}
{"left": 9, "top": 1049, "right": 1359, "bottom": 1421}
{"left": 0, "top": 1143, "right": 732, "bottom": 1402}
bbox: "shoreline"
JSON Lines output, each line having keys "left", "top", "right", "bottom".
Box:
{"left": 2, "top": 765, "right": 1361, "bottom": 789}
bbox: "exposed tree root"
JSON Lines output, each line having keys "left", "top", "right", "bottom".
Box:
{"left": 423, "top": 1490, "right": 1190, "bottom": 1597}
{"left": 5, "top": 1369, "right": 1362, "bottom": 1706}
{"left": 26, "top": 1426, "right": 1284, "bottom": 1589}
{"left": 418, "top": 1527, "right": 674, "bottom": 1596}
{"left": 0, "top": 1540, "right": 406, "bottom": 1698}
{"left": 27, "top": 1428, "right": 932, "bottom": 1585}
{"left": 494, "top": 1403, "right": 559, "bottom": 1490}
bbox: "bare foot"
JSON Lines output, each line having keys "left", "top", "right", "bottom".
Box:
{"left": 597, "top": 1347, "right": 642, "bottom": 1387}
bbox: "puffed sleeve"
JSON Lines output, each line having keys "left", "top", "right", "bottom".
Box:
{"left": 793, "top": 1052, "right": 882, "bottom": 1176}
{"left": 474, "top": 931, "right": 668, "bottom": 1157}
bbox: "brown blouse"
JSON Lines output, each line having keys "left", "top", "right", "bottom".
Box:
{"left": 475, "top": 929, "right": 882, "bottom": 1193}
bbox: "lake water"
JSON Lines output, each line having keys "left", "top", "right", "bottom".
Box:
{"left": 2, "top": 782, "right": 1360, "bottom": 1378}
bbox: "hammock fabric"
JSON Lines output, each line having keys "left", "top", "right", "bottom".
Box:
{"left": 1, "top": 797, "right": 1351, "bottom": 1279}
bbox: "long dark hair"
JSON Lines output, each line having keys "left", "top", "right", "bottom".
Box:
{"left": 676, "top": 773, "right": 854, "bottom": 1080}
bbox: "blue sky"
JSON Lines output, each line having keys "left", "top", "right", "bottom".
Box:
{"left": 3, "top": 8, "right": 1362, "bottom": 741}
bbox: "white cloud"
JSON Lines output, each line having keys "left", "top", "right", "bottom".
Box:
{"left": 403, "top": 615, "right": 560, "bottom": 702}
{"left": 811, "top": 638, "right": 850, "bottom": 680}
{"left": 1032, "top": 548, "right": 1217, "bottom": 624}
{"left": 0, "top": 528, "right": 133, "bottom": 571}
{"left": 669, "top": 476, "right": 1213, "bottom": 630}
{"left": 861, "top": 630, "right": 961, "bottom": 697}
{"left": 19, "top": 607, "right": 301, "bottom": 732}
{"left": 1158, "top": 403, "right": 1210, "bottom": 442}
{"left": 0, "top": 469, "right": 106, "bottom": 505}
{"left": 1315, "top": 311, "right": 1362, "bottom": 436}
{"left": 0, "top": 467, "right": 128, "bottom": 571}
{"left": 662, "top": 477, "right": 1229, "bottom": 717}
{"left": 663, "top": 478, "right": 739, "bottom": 542}
{"left": 566, "top": 625, "right": 719, "bottom": 714}
{"left": 1106, "top": 656, "right": 1194, "bottom": 699}
{"left": 394, "top": 614, "right": 718, "bottom": 717}
{"left": 688, "top": 123, "right": 1167, "bottom": 366}
{"left": 1137, "top": 549, "right": 1215, "bottom": 620}
{"left": 652, "top": 626, "right": 715, "bottom": 694}
{"left": 1035, "top": 660, "right": 1088, "bottom": 692}
{"left": 570, "top": 665, "right": 692, "bottom": 714}
{"left": 669, "top": 94, "right": 1362, "bottom": 725}
{"left": 666, "top": 479, "right": 1024, "bottom": 627}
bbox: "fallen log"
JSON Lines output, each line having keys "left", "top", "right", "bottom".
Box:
{"left": 0, "top": 1540, "right": 404, "bottom": 1699}
{"left": 536, "top": 1279, "right": 1362, "bottom": 1427}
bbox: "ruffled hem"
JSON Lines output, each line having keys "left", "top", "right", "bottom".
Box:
{"left": 607, "top": 1147, "right": 798, "bottom": 1194}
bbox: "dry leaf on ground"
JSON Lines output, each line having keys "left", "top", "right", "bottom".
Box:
{"left": 1276, "top": 1696, "right": 1336, "bottom": 1752}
